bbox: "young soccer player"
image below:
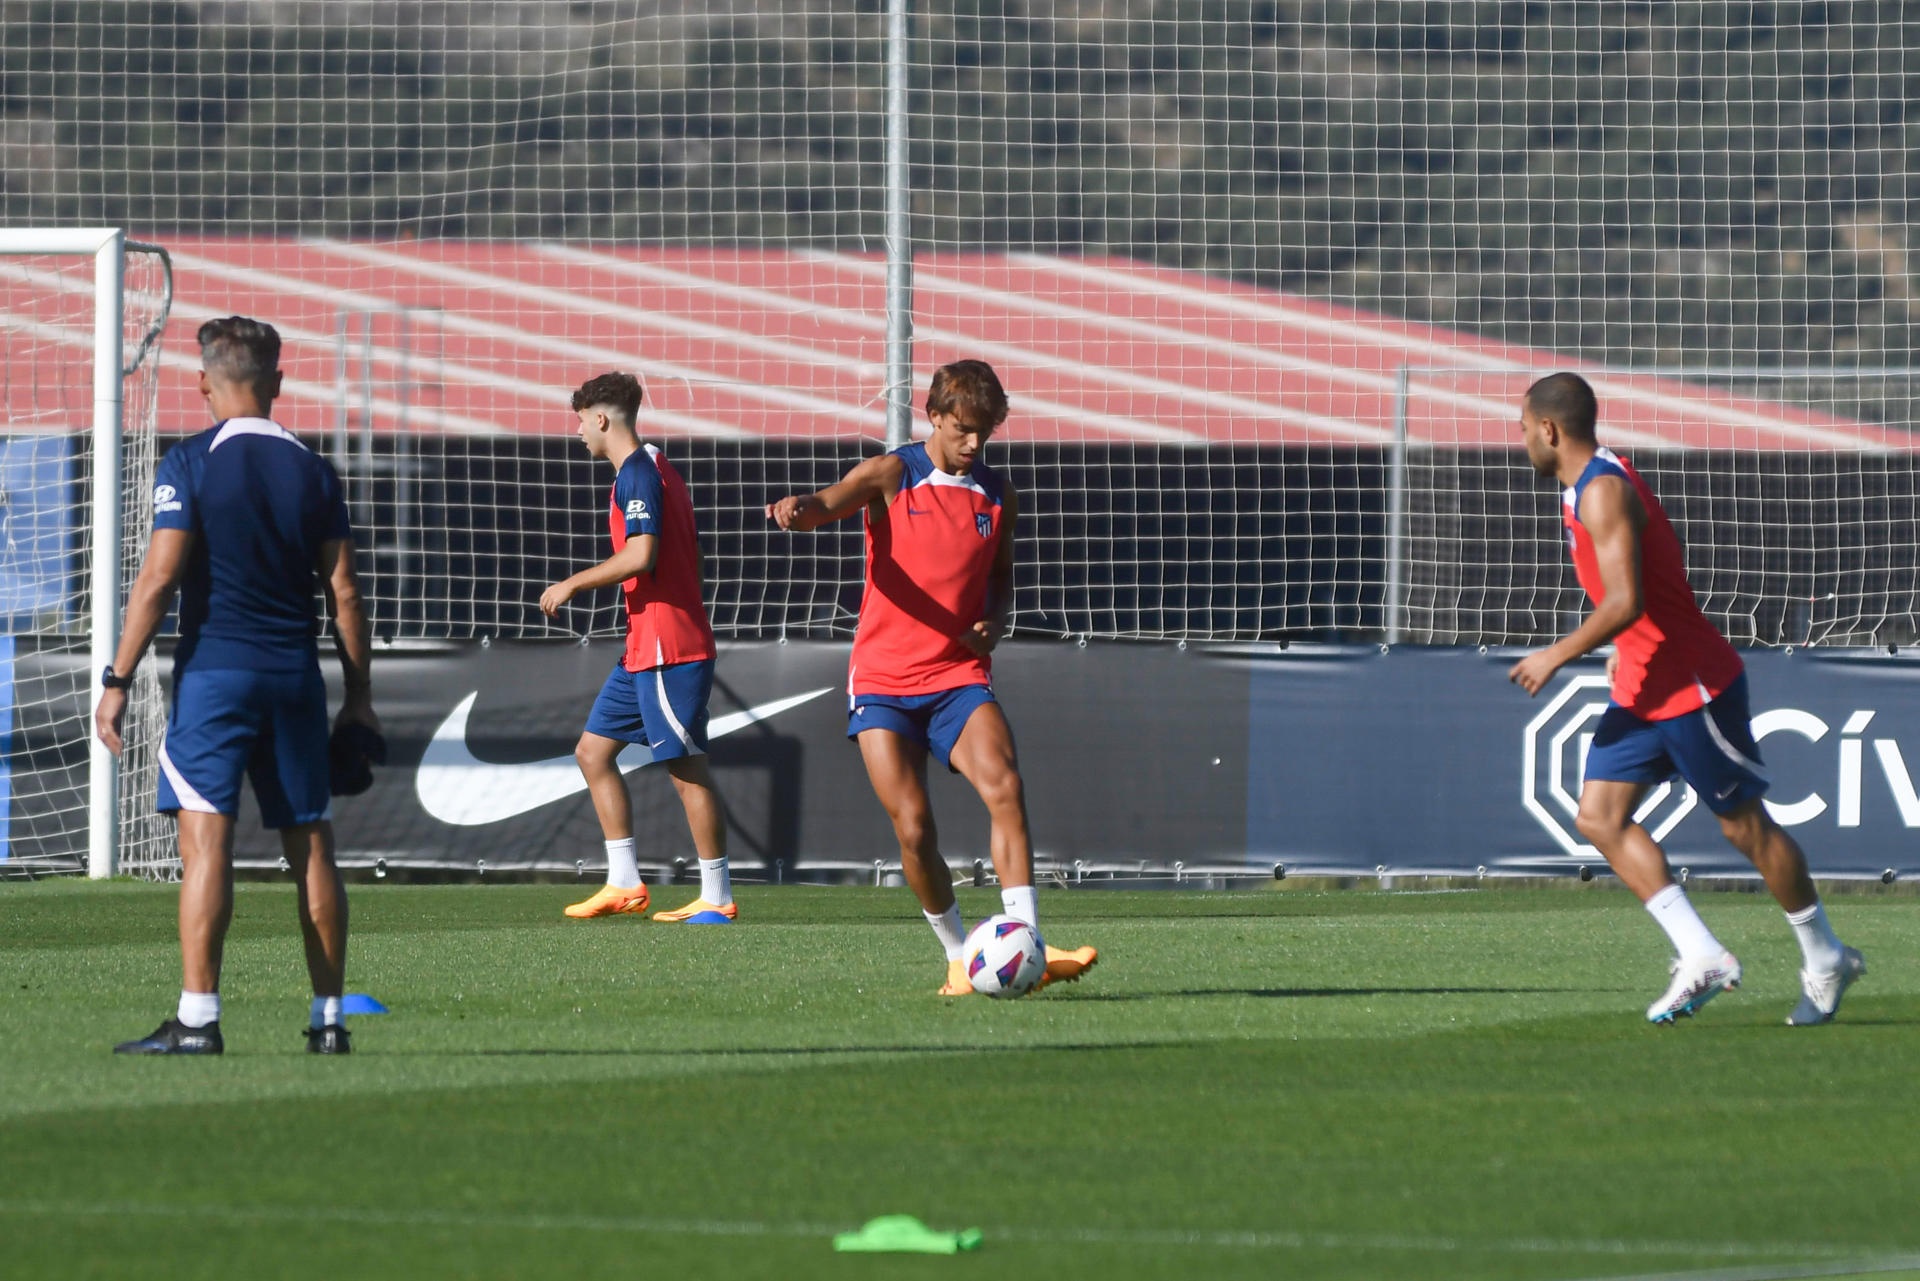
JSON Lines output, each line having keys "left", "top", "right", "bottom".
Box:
{"left": 766, "top": 360, "right": 1097, "bottom": 995}
{"left": 1509, "top": 372, "right": 1865, "bottom": 1025}
{"left": 539, "top": 372, "right": 735, "bottom": 923}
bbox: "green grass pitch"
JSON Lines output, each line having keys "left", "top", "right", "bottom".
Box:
{"left": 4, "top": 881, "right": 1919, "bottom": 1281}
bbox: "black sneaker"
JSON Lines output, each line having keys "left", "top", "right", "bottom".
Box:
{"left": 304, "top": 1024, "right": 351, "bottom": 1055}
{"left": 114, "top": 1018, "right": 223, "bottom": 1055}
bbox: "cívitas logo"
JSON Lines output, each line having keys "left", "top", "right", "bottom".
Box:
{"left": 1522, "top": 675, "right": 1920, "bottom": 856}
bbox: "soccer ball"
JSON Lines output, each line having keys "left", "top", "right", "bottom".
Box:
{"left": 962, "top": 915, "right": 1046, "bottom": 998}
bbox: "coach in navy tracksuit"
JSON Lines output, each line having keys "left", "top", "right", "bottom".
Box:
{"left": 98, "top": 316, "right": 379, "bottom": 1056}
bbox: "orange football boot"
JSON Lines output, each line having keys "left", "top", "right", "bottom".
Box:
{"left": 563, "top": 884, "right": 651, "bottom": 919}
{"left": 651, "top": 899, "right": 740, "bottom": 923}
{"left": 939, "top": 959, "right": 974, "bottom": 996}
{"left": 1034, "top": 943, "right": 1099, "bottom": 990}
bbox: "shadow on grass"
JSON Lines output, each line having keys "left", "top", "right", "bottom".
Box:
{"left": 1064, "top": 985, "right": 1605, "bottom": 1001}
{"left": 376, "top": 1040, "right": 1206, "bottom": 1058}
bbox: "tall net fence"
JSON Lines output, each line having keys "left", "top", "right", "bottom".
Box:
{"left": 2, "top": 2, "right": 1916, "bottom": 655}
{"left": 1399, "top": 368, "right": 1920, "bottom": 649}
{"left": 0, "top": 242, "right": 173, "bottom": 876}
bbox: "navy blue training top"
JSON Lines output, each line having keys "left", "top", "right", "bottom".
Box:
{"left": 151, "top": 417, "right": 354, "bottom": 673}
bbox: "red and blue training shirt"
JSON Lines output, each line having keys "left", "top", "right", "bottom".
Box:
{"left": 609, "top": 443, "right": 714, "bottom": 673}
{"left": 1563, "top": 447, "right": 1743, "bottom": 720}
{"left": 850, "top": 442, "right": 1005, "bottom": 696}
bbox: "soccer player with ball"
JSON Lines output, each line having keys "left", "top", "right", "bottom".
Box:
{"left": 1509, "top": 372, "right": 1865, "bottom": 1026}
{"left": 767, "top": 360, "right": 1096, "bottom": 997}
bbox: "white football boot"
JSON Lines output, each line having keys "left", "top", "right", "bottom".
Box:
{"left": 1647, "top": 950, "right": 1742, "bottom": 1025}
{"left": 1786, "top": 946, "right": 1866, "bottom": 1027}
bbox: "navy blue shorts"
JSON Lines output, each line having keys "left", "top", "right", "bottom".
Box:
{"left": 1583, "top": 674, "right": 1770, "bottom": 815}
{"left": 584, "top": 658, "right": 712, "bottom": 760}
{"left": 847, "top": 684, "right": 998, "bottom": 770}
{"left": 158, "top": 666, "right": 331, "bottom": 828}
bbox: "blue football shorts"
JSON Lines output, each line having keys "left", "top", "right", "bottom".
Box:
{"left": 158, "top": 666, "right": 332, "bottom": 828}
{"left": 847, "top": 684, "right": 998, "bottom": 770}
{"left": 1582, "top": 673, "right": 1771, "bottom": 816}
{"left": 583, "top": 658, "right": 712, "bottom": 760}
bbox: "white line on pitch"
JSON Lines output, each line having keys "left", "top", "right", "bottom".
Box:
{"left": 0, "top": 1198, "right": 1897, "bottom": 1262}
{"left": 1561, "top": 1254, "right": 1920, "bottom": 1281}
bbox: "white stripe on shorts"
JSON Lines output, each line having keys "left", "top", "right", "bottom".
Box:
{"left": 653, "top": 640, "right": 698, "bottom": 754}
{"left": 1700, "top": 694, "right": 1770, "bottom": 782}
{"left": 157, "top": 740, "right": 221, "bottom": 814}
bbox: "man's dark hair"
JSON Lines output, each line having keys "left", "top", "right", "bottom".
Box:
{"left": 926, "top": 359, "right": 1010, "bottom": 428}
{"left": 1525, "top": 372, "right": 1599, "bottom": 441}
{"left": 197, "top": 316, "right": 281, "bottom": 392}
{"left": 571, "top": 371, "right": 644, "bottom": 422}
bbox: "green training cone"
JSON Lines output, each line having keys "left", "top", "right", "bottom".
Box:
{"left": 832, "top": 1215, "right": 984, "bottom": 1254}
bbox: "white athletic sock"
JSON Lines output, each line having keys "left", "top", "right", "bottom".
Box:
{"left": 604, "top": 837, "right": 641, "bottom": 889}
{"left": 310, "top": 995, "right": 343, "bottom": 1030}
{"left": 699, "top": 856, "right": 733, "bottom": 907}
{"left": 1001, "top": 885, "right": 1039, "bottom": 930}
{"left": 1786, "top": 901, "right": 1844, "bottom": 972}
{"left": 1644, "top": 884, "right": 1724, "bottom": 961}
{"left": 177, "top": 990, "right": 221, "bottom": 1028}
{"left": 925, "top": 904, "right": 967, "bottom": 962}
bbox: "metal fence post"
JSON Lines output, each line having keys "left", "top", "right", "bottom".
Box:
{"left": 1385, "top": 364, "right": 1410, "bottom": 645}
{"left": 883, "top": 0, "right": 914, "bottom": 449}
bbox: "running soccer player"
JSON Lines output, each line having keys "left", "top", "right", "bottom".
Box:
{"left": 1509, "top": 372, "right": 1865, "bottom": 1026}
{"left": 540, "top": 372, "right": 734, "bottom": 924}
{"left": 766, "top": 360, "right": 1097, "bottom": 996}
{"left": 100, "top": 316, "right": 378, "bottom": 1056}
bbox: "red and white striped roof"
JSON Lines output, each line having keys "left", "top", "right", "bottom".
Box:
{"left": 31, "top": 239, "right": 1911, "bottom": 449}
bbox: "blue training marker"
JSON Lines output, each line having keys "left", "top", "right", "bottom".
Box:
{"left": 684, "top": 911, "right": 734, "bottom": 925}
{"left": 340, "top": 993, "right": 389, "bottom": 1015}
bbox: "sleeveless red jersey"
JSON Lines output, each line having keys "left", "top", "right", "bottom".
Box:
{"left": 849, "top": 442, "right": 1005, "bottom": 695}
{"left": 1563, "top": 447, "right": 1742, "bottom": 720}
{"left": 608, "top": 444, "right": 715, "bottom": 673}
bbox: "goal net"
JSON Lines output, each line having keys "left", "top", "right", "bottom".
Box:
{"left": 3, "top": 6, "right": 1914, "bottom": 654}
{"left": 0, "top": 233, "right": 173, "bottom": 879}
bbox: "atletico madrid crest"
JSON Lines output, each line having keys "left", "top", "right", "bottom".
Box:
{"left": 976, "top": 512, "right": 992, "bottom": 538}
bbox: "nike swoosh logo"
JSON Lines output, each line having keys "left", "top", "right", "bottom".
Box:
{"left": 415, "top": 686, "right": 834, "bottom": 826}
{"left": 1716, "top": 783, "right": 1739, "bottom": 800}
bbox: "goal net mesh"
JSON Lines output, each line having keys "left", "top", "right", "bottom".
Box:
{"left": 0, "top": 6, "right": 1912, "bottom": 664}
{"left": 0, "top": 242, "right": 173, "bottom": 877}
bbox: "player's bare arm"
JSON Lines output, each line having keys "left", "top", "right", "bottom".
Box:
{"left": 95, "top": 527, "right": 193, "bottom": 755}
{"left": 1510, "top": 474, "right": 1646, "bottom": 695}
{"left": 959, "top": 482, "right": 1018, "bottom": 658}
{"left": 766, "top": 453, "right": 905, "bottom": 530}
{"left": 319, "top": 536, "right": 380, "bottom": 734}
{"left": 539, "top": 535, "right": 658, "bottom": 616}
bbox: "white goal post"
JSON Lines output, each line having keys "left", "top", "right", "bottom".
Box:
{"left": 0, "top": 228, "right": 174, "bottom": 879}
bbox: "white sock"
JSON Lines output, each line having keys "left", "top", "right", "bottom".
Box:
{"left": 1786, "top": 901, "right": 1844, "bottom": 972}
{"left": 310, "top": 995, "right": 343, "bottom": 1030}
{"left": 699, "top": 856, "right": 733, "bottom": 907}
{"left": 177, "top": 990, "right": 221, "bottom": 1028}
{"left": 1001, "top": 885, "right": 1039, "bottom": 930}
{"left": 1644, "top": 884, "right": 1724, "bottom": 961}
{"left": 604, "top": 837, "right": 641, "bottom": 889}
{"left": 925, "top": 904, "right": 967, "bottom": 961}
